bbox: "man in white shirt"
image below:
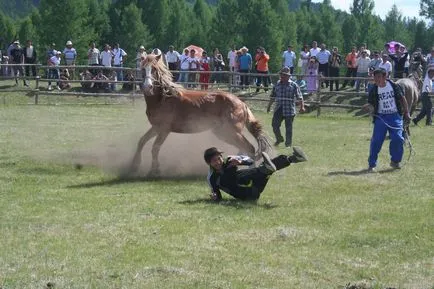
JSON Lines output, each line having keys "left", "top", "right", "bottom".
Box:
{"left": 63, "top": 40, "right": 77, "bottom": 79}
{"left": 363, "top": 68, "right": 410, "bottom": 171}
{"left": 282, "top": 45, "right": 296, "bottom": 74}
{"left": 100, "top": 44, "right": 113, "bottom": 80}
{"left": 113, "top": 43, "right": 127, "bottom": 83}
{"left": 309, "top": 41, "right": 321, "bottom": 58}
{"left": 48, "top": 51, "right": 62, "bottom": 91}
{"left": 378, "top": 54, "right": 392, "bottom": 78}
{"left": 178, "top": 48, "right": 190, "bottom": 87}
{"left": 166, "top": 45, "right": 180, "bottom": 81}
{"left": 227, "top": 46, "right": 237, "bottom": 85}
{"left": 316, "top": 43, "right": 331, "bottom": 88}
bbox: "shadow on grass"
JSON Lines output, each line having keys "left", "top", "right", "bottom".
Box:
{"left": 67, "top": 175, "right": 203, "bottom": 189}
{"left": 179, "top": 198, "right": 278, "bottom": 209}
{"left": 328, "top": 168, "right": 399, "bottom": 176}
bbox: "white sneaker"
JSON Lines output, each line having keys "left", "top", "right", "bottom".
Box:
{"left": 56, "top": 86, "right": 61, "bottom": 91}
{"left": 48, "top": 85, "right": 52, "bottom": 91}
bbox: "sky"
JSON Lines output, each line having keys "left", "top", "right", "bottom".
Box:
{"left": 312, "top": 0, "right": 422, "bottom": 20}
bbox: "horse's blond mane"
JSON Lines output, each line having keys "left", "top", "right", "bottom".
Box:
{"left": 143, "top": 54, "right": 184, "bottom": 92}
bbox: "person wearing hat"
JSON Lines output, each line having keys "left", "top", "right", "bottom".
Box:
{"left": 238, "top": 46, "right": 252, "bottom": 89}
{"left": 267, "top": 66, "right": 305, "bottom": 147}
{"left": 63, "top": 40, "right": 77, "bottom": 79}
{"left": 165, "top": 45, "right": 180, "bottom": 81}
{"left": 9, "top": 40, "right": 28, "bottom": 86}
{"left": 204, "top": 147, "right": 308, "bottom": 201}
{"left": 412, "top": 65, "right": 434, "bottom": 126}
{"left": 362, "top": 68, "right": 411, "bottom": 172}
{"left": 47, "top": 51, "right": 62, "bottom": 91}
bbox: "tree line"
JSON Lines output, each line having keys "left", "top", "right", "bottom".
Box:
{"left": 0, "top": 0, "right": 433, "bottom": 72}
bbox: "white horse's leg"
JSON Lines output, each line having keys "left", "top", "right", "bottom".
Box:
{"left": 149, "top": 131, "right": 170, "bottom": 177}
{"left": 131, "top": 127, "right": 158, "bottom": 172}
{"left": 212, "top": 127, "right": 256, "bottom": 157}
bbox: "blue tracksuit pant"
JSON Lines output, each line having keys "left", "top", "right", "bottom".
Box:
{"left": 368, "top": 113, "right": 405, "bottom": 168}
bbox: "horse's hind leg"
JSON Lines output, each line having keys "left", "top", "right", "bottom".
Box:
{"left": 149, "top": 131, "right": 170, "bottom": 177}
{"left": 131, "top": 127, "right": 158, "bottom": 172}
{"left": 213, "top": 127, "right": 256, "bottom": 158}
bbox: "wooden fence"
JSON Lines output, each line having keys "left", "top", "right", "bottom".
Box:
{"left": 0, "top": 64, "right": 432, "bottom": 115}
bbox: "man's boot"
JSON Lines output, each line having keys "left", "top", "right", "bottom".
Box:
{"left": 288, "top": 146, "right": 308, "bottom": 163}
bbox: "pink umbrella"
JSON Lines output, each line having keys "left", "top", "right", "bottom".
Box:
{"left": 184, "top": 45, "right": 204, "bottom": 59}
{"left": 387, "top": 41, "right": 405, "bottom": 54}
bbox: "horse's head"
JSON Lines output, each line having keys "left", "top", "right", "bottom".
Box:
{"left": 141, "top": 53, "right": 163, "bottom": 94}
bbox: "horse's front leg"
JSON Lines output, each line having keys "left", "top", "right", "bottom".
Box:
{"left": 130, "top": 127, "right": 158, "bottom": 172}
{"left": 149, "top": 131, "right": 170, "bottom": 177}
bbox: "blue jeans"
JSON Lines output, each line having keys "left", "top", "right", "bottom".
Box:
{"left": 356, "top": 72, "right": 368, "bottom": 92}
{"left": 114, "top": 64, "right": 123, "bottom": 81}
{"left": 178, "top": 70, "right": 189, "bottom": 88}
{"left": 368, "top": 113, "right": 405, "bottom": 168}
{"left": 272, "top": 107, "right": 295, "bottom": 147}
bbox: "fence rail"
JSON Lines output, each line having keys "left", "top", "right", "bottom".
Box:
{"left": 1, "top": 64, "right": 432, "bottom": 113}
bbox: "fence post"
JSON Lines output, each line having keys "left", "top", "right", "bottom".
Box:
{"left": 316, "top": 77, "right": 322, "bottom": 117}
{"left": 34, "top": 75, "right": 40, "bottom": 105}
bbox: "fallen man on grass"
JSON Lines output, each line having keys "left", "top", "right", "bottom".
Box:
{"left": 203, "top": 147, "right": 308, "bottom": 201}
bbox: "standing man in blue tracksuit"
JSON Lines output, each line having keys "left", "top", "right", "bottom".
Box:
{"left": 363, "top": 68, "right": 410, "bottom": 172}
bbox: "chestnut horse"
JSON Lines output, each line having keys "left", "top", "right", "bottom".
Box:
{"left": 131, "top": 53, "right": 271, "bottom": 176}
{"left": 396, "top": 59, "right": 423, "bottom": 135}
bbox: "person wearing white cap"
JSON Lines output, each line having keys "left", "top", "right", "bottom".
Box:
{"left": 63, "top": 40, "right": 77, "bottom": 78}
{"left": 48, "top": 51, "right": 62, "bottom": 91}
{"left": 267, "top": 67, "right": 305, "bottom": 147}
{"left": 413, "top": 65, "right": 434, "bottom": 126}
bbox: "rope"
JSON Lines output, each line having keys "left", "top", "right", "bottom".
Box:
{"left": 361, "top": 112, "right": 416, "bottom": 165}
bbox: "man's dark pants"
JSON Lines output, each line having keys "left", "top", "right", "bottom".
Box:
{"left": 342, "top": 67, "right": 357, "bottom": 88}
{"left": 318, "top": 63, "right": 329, "bottom": 87}
{"left": 329, "top": 66, "right": 339, "bottom": 91}
{"left": 168, "top": 62, "right": 178, "bottom": 81}
{"left": 414, "top": 92, "right": 432, "bottom": 125}
{"left": 256, "top": 71, "right": 269, "bottom": 92}
{"left": 231, "top": 155, "right": 292, "bottom": 200}
{"left": 272, "top": 106, "right": 295, "bottom": 147}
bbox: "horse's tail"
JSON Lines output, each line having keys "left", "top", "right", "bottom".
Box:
{"left": 244, "top": 103, "right": 272, "bottom": 159}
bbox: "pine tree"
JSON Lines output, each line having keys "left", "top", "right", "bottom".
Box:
{"left": 138, "top": 0, "right": 170, "bottom": 47}
{"left": 384, "top": 5, "right": 410, "bottom": 44}
{"left": 419, "top": 0, "right": 434, "bottom": 21}
{"left": 0, "top": 11, "right": 16, "bottom": 48}
{"left": 18, "top": 16, "right": 37, "bottom": 44}
{"left": 210, "top": 0, "right": 242, "bottom": 51}
{"left": 190, "top": 0, "right": 212, "bottom": 47}
{"left": 115, "top": 3, "right": 154, "bottom": 66}
{"left": 163, "top": 0, "right": 192, "bottom": 51}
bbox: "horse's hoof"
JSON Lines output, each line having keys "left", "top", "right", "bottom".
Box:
{"left": 147, "top": 168, "right": 161, "bottom": 178}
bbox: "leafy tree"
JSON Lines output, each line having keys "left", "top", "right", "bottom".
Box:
{"left": 0, "top": 10, "right": 16, "bottom": 48}
{"left": 384, "top": 4, "right": 410, "bottom": 45}
{"left": 18, "top": 16, "right": 37, "bottom": 44}
{"left": 419, "top": 0, "right": 434, "bottom": 21}
{"left": 87, "top": 0, "right": 111, "bottom": 46}
{"left": 163, "top": 0, "right": 192, "bottom": 51}
{"left": 210, "top": 0, "right": 242, "bottom": 51}
{"left": 36, "top": 0, "right": 91, "bottom": 63}
{"left": 113, "top": 3, "right": 154, "bottom": 66}
{"left": 350, "top": 0, "right": 375, "bottom": 48}
{"left": 317, "top": 1, "right": 342, "bottom": 49}
{"left": 190, "top": 0, "right": 212, "bottom": 47}
{"left": 341, "top": 15, "right": 359, "bottom": 52}
{"left": 138, "top": 0, "right": 170, "bottom": 47}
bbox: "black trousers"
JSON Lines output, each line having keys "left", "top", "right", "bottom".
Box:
{"left": 329, "top": 66, "right": 339, "bottom": 91}
{"left": 342, "top": 67, "right": 357, "bottom": 87}
{"left": 272, "top": 107, "right": 295, "bottom": 147}
{"left": 256, "top": 71, "right": 269, "bottom": 91}
{"left": 318, "top": 63, "right": 329, "bottom": 87}
{"left": 230, "top": 155, "right": 292, "bottom": 200}
{"left": 168, "top": 62, "right": 178, "bottom": 81}
{"left": 414, "top": 92, "right": 432, "bottom": 125}
{"left": 24, "top": 59, "right": 37, "bottom": 77}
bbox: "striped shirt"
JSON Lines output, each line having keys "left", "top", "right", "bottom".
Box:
{"left": 271, "top": 80, "right": 303, "bottom": 116}
{"left": 357, "top": 57, "right": 371, "bottom": 73}
{"left": 88, "top": 48, "right": 100, "bottom": 65}
{"left": 316, "top": 50, "right": 331, "bottom": 64}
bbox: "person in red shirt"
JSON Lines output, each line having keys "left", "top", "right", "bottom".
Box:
{"left": 199, "top": 51, "right": 210, "bottom": 90}
{"left": 341, "top": 46, "right": 358, "bottom": 89}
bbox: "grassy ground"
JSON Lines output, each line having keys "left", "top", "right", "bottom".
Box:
{"left": 0, "top": 86, "right": 433, "bottom": 289}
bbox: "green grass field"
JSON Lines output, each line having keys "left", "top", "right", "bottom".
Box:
{"left": 0, "top": 89, "right": 433, "bottom": 289}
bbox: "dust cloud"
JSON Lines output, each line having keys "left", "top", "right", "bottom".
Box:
{"left": 8, "top": 101, "right": 262, "bottom": 178}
